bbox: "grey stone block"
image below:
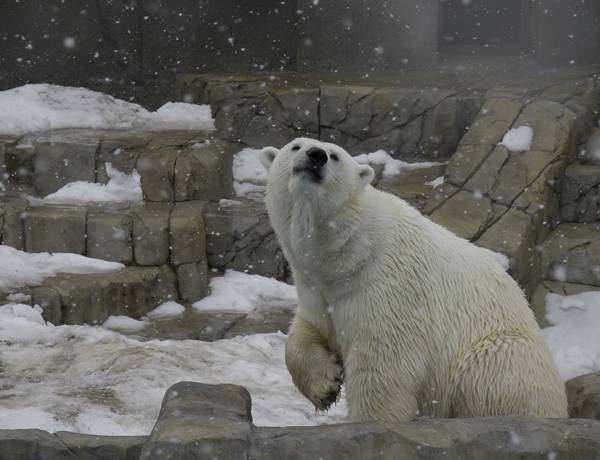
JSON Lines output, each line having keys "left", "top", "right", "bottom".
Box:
{"left": 0, "top": 429, "right": 78, "bottom": 460}
{"left": 423, "top": 182, "right": 460, "bottom": 216}
{"left": 513, "top": 169, "right": 563, "bottom": 242}
{"left": 558, "top": 163, "right": 600, "bottom": 206}
{"left": 140, "top": 382, "right": 252, "bottom": 460}
{"left": 33, "top": 136, "right": 99, "bottom": 196}
{"left": 86, "top": 206, "right": 133, "bottom": 264}
{"left": 214, "top": 99, "right": 259, "bottom": 138}
{"left": 5, "top": 143, "right": 35, "bottom": 185}
{"left": 169, "top": 202, "right": 206, "bottom": 266}
{"left": 131, "top": 202, "right": 172, "bottom": 266}
{"left": 475, "top": 209, "right": 539, "bottom": 297}
{"left": 419, "top": 96, "right": 459, "bottom": 158}
{"left": 463, "top": 145, "right": 509, "bottom": 196}
{"left": 24, "top": 205, "right": 87, "bottom": 255}
{"left": 32, "top": 286, "right": 62, "bottom": 326}
{"left": 491, "top": 150, "right": 563, "bottom": 207}
{"left": 41, "top": 265, "right": 179, "bottom": 326}
{"left": 96, "top": 131, "right": 147, "bottom": 183}
{"left": 445, "top": 144, "right": 494, "bottom": 188}
{"left": 136, "top": 149, "right": 178, "bottom": 202}
{"left": 173, "top": 139, "right": 234, "bottom": 202}
{"left": 567, "top": 372, "right": 600, "bottom": 420}
{"left": 241, "top": 115, "right": 296, "bottom": 149}
{"left": 542, "top": 223, "right": 600, "bottom": 286}
{"left": 0, "top": 196, "right": 27, "bottom": 249}
{"left": 55, "top": 431, "right": 147, "bottom": 460}
{"left": 461, "top": 97, "right": 522, "bottom": 145}
{"left": 513, "top": 100, "right": 575, "bottom": 154}
{"left": 204, "top": 200, "right": 288, "bottom": 280}
{"left": 429, "top": 191, "right": 495, "bottom": 241}
{"left": 177, "top": 260, "right": 208, "bottom": 303}
{"left": 277, "top": 87, "right": 320, "bottom": 133}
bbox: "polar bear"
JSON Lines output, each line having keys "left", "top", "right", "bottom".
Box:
{"left": 259, "top": 138, "right": 568, "bottom": 423}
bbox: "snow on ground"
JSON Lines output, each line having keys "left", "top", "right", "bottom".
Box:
{"left": 0, "top": 300, "right": 347, "bottom": 435}
{"left": 146, "top": 301, "right": 186, "bottom": 319}
{"left": 2, "top": 253, "right": 600, "bottom": 435}
{"left": 542, "top": 291, "right": 600, "bottom": 382}
{"left": 0, "top": 245, "right": 124, "bottom": 291}
{"left": 40, "top": 163, "right": 143, "bottom": 204}
{"left": 0, "top": 84, "right": 215, "bottom": 135}
{"left": 193, "top": 269, "right": 297, "bottom": 317}
{"left": 499, "top": 125, "right": 534, "bottom": 151}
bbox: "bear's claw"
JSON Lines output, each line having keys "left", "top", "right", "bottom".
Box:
{"left": 312, "top": 373, "right": 343, "bottom": 411}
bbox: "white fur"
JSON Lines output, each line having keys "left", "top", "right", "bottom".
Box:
{"left": 260, "top": 138, "right": 568, "bottom": 422}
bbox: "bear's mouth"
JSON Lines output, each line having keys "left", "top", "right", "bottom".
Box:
{"left": 293, "top": 166, "right": 323, "bottom": 183}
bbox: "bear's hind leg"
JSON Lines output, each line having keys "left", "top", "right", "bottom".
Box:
{"left": 285, "top": 315, "right": 343, "bottom": 411}
{"left": 450, "top": 333, "right": 568, "bottom": 418}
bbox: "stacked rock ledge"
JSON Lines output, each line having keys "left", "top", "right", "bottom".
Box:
{"left": 4, "top": 379, "right": 600, "bottom": 460}
{"left": 0, "top": 129, "right": 240, "bottom": 325}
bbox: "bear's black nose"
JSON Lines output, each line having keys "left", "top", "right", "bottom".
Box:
{"left": 306, "top": 147, "right": 328, "bottom": 167}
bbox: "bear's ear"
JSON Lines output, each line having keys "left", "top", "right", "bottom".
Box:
{"left": 259, "top": 147, "right": 280, "bottom": 170}
{"left": 358, "top": 164, "right": 375, "bottom": 186}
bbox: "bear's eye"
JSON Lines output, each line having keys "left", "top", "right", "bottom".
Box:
{"left": 291, "top": 145, "right": 300, "bottom": 151}
{"left": 330, "top": 154, "right": 339, "bottom": 161}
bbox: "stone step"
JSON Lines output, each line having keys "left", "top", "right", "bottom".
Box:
{"left": 1, "top": 129, "right": 236, "bottom": 202}
{"left": 5, "top": 265, "right": 179, "bottom": 326}
{"left": 541, "top": 223, "right": 600, "bottom": 287}
{"left": 0, "top": 197, "right": 209, "bottom": 304}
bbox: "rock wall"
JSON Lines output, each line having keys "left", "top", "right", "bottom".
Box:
{"left": 4, "top": 377, "right": 600, "bottom": 460}
{"left": 2, "top": 69, "right": 600, "bottom": 327}
{"left": 176, "top": 73, "right": 480, "bottom": 158}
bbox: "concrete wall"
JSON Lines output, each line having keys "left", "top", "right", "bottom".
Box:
{"left": 296, "top": 0, "right": 438, "bottom": 72}
{"left": 530, "top": 0, "right": 600, "bottom": 66}
{"left": 0, "top": 0, "right": 298, "bottom": 108}
{"left": 0, "top": 0, "right": 598, "bottom": 107}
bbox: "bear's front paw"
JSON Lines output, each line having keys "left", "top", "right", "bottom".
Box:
{"left": 303, "top": 354, "right": 343, "bottom": 412}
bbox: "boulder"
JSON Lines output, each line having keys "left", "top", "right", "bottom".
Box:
{"left": 139, "top": 382, "right": 253, "bottom": 460}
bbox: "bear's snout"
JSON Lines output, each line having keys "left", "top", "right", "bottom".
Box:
{"left": 292, "top": 146, "right": 329, "bottom": 183}
{"left": 306, "top": 147, "right": 328, "bottom": 167}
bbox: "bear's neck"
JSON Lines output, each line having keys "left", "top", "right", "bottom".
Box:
{"left": 283, "top": 191, "right": 379, "bottom": 283}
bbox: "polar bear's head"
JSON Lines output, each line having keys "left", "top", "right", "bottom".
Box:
{"left": 259, "top": 138, "right": 374, "bottom": 204}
